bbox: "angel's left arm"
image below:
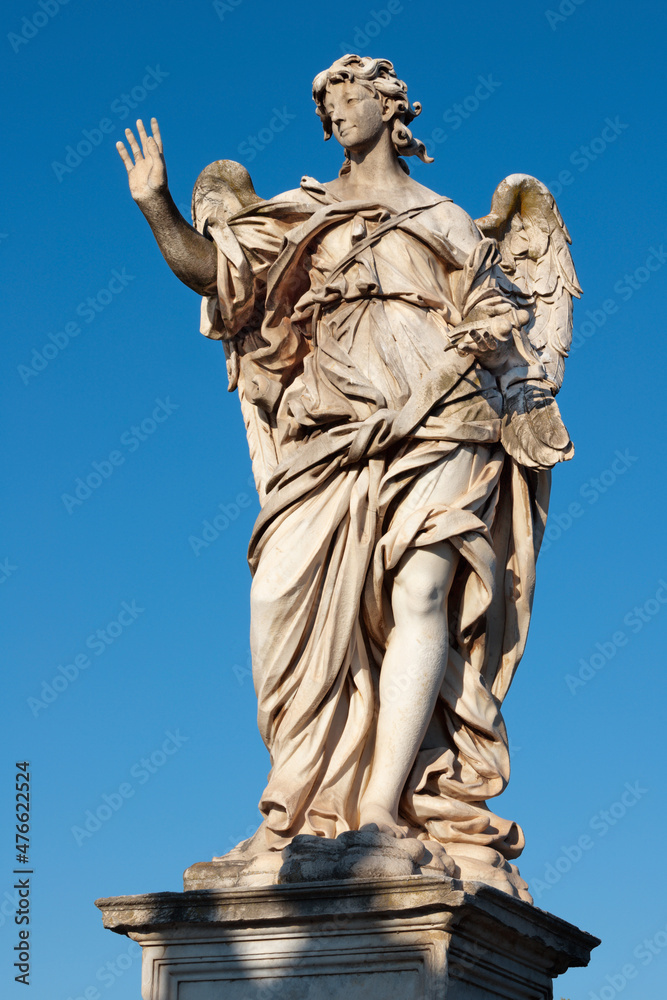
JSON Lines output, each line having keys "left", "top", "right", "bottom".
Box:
{"left": 430, "top": 203, "right": 528, "bottom": 357}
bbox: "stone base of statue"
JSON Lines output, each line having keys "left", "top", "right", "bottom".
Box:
{"left": 181, "top": 827, "right": 535, "bottom": 902}
{"left": 96, "top": 871, "right": 598, "bottom": 1000}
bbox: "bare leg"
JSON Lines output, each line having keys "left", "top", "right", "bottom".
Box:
{"left": 359, "top": 540, "right": 459, "bottom": 834}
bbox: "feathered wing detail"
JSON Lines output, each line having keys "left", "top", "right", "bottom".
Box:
{"left": 192, "top": 158, "right": 264, "bottom": 234}
{"left": 476, "top": 173, "right": 582, "bottom": 469}
{"left": 192, "top": 160, "right": 279, "bottom": 503}
{"left": 476, "top": 173, "right": 582, "bottom": 388}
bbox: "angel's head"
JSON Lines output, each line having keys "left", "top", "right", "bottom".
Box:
{"left": 312, "top": 55, "right": 433, "bottom": 174}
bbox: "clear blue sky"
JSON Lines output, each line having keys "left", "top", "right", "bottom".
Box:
{"left": 2, "top": 0, "right": 666, "bottom": 997}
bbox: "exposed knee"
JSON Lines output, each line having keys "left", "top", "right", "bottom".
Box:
{"left": 391, "top": 544, "right": 457, "bottom": 621}
{"left": 392, "top": 567, "right": 447, "bottom": 620}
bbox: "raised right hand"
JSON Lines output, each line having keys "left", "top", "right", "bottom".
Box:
{"left": 116, "top": 118, "right": 168, "bottom": 206}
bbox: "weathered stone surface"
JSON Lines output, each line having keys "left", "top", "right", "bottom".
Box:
{"left": 184, "top": 828, "right": 453, "bottom": 890}
{"left": 116, "top": 52, "right": 584, "bottom": 900}
{"left": 96, "top": 875, "right": 599, "bottom": 999}
{"left": 182, "top": 827, "right": 533, "bottom": 904}
{"left": 104, "top": 51, "right": 597, "bottom": 1000}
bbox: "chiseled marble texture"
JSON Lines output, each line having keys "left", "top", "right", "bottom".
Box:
{"left": 117, "top": 54, "right": 581, "bottom": 899}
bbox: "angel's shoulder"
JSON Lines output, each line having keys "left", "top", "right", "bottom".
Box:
{"left": 267, "top": 187, "right": 306, "bottom": 203}
{"left": 422, "top": 199, "right": 482, "bottom": 254}
{"left": 267, "top": 181, "right": 326, "bottom": 206}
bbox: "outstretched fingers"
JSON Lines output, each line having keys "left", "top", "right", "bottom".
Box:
{"left": 136, "top": 118, "right": 150, "bottom": 156}
{"left": 116, "top": 140, "right": 134, "bottom": 174}
{"left": 116, "top": 119, "right": 162, "bottom": 175}
{"left": 151, "top": 117, "right": 163, "bottom": 154}
{"left": 145, "top": 135, "right": 163, "bottom": 165}
{"left": 137, "top": 118, "right": 163, "bottom": 164}
{"left": 124, "top": 127, "right": 143, "bottom": 162}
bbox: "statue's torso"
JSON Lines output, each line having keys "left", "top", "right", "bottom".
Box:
{"left": 270, "top": 198, "right": 503, "bottom": 437}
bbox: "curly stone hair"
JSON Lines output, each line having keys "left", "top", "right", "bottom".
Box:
{"left": 312, "top": 54, "right": 433, "bottom": 175}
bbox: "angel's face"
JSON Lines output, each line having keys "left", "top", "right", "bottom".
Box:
{"left": 323, "top": 80, "right": 388, "bottom": 152}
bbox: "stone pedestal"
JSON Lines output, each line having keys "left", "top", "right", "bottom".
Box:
{"left": 96, "top": 875, "right": 598, "bottom": 999}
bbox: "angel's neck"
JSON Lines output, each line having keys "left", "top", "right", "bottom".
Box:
{"left": 341, "top": 132, "right": 406, "bottom": 195}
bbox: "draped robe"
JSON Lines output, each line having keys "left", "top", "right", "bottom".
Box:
{"left": 197, "top": 176, "right": 549, "bottom": 870}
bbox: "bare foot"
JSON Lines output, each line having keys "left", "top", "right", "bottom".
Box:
{"left": 358, "top": 802, "right": 407, "bottom": 838}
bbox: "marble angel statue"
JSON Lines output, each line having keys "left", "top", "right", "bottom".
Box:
{"left": 117, "top": 55, "right": 581, "bottom": 900}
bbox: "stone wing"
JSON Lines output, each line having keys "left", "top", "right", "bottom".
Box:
{"left": 192, "top": 161, "right": 280, "bottom": 503}
{"left": 476, "top": 173, "right": 582, "bottom": 391}
{"left": 476, "top": 174, "right": 582, "bottom": 469}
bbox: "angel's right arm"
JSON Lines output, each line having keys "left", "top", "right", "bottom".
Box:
{"left": 137, "top": 192, "right": 218, "bottom": 295}
{"left": 117, "top": 119, "right": 217, "bottom": 296}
